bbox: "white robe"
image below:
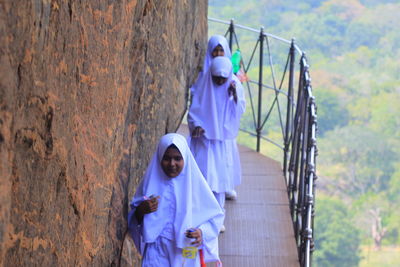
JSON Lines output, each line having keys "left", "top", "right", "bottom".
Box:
{"left": 188, "top": 57, "right": 246, "bottom": 194}
{"left": 188, "top": 137, "right": 242, "bottom": 194}
{"left": 138, "top": 180, "right": 201, "bottom": 266}
{"left": 127, "top": 134, "right": 224, "bottom": 266}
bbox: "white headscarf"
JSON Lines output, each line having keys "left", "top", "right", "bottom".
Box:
{"left": 188, "top": 57, "right": 245, "bottom": 140}
{"left": 190, "top": 35, "right": 231, "bottom": 95}
{"left": 204, "top": 35, "right": 232, "bottom": 72}
{"left": 130, "top": 133, "right": 223, "bottom": 250}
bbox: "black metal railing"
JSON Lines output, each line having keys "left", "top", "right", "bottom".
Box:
{"left": 209, "top": 18, "right": 318, "bottom": 267}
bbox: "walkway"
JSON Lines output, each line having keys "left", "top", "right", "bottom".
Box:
{"left": 178, "top": 125, "right": 299, "bottom": 267}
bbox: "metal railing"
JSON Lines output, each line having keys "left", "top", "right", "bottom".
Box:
{"left": 209, "top": 18, "right": 318, "bottom": 267}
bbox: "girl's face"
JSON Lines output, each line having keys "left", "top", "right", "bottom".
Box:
{"left": 212, "top": 75, "right": 228, "bottom": 86}
{"left": 161, "top": 146, "right": 184, "bottom": 178}
{"left": 211, "top": 45, "right": 225, "bottom": 58}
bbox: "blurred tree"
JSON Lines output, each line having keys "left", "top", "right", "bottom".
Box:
{"left": 314, "top": 88, "right": 348, "bottom": 135}
{"left": 209, "top": 0, "right": 400, "bottom": 256}
{"left": 368, "top": 93, "right": 400, "bottom": 137}
{"left": 319, "top": 125, "right": 395, "bottom": 195}
{"left": 345, "top": 23, "right": 380, "bottom": 49}
{"left": 314, "top": 195, "right": 361, "bottom": 267}
{"left": 384, "top": 168, "right": 400, "bottom": 245}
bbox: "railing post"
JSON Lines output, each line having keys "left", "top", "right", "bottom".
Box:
{"left": 256, "top": 27, "right": 264, "bottom": 152}
{"left": 208, "top": 19, "right": 317, "bottom": 267}
{"left": 284, "top": 39, "right": 296, "bottom": 175}
{"left": 228, "top": 19, "right": 234, "bottom": 52}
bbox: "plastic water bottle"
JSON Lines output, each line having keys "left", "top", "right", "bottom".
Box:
{"left": 231, "top": 49, "right": 241, "bottom": 74}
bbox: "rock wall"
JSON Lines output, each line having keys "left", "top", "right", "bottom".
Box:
{"left": 0, "top": 0, "right": 207, "bottom": 266}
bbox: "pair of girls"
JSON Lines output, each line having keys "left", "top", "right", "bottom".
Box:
{"left": 128, "top": 35, "right": 245, "bottom": 266}
{"left": 188, "top": 35, "right": 246, "bottom": 223}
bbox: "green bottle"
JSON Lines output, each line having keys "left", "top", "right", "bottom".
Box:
{"left": 231, "top": 49, "right": 241, "bottom": 74}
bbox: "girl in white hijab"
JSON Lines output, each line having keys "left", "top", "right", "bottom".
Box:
{"left": 187, "top": 57, "right": 246, "bottom": 231}
{"left": 128, "top": 133, "right": 224, "bottom": 266}
{"left": 190, "top": 35, "right": 231, "bottom": 96}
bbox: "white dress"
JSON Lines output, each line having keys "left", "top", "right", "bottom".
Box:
{"left": 127, "top": 134, "right": 224, "bottom": 266}
{"left": 188, "top": 58, "right": 246, "bottom": 195}
{"left": 140, "top": 181, "right": 200, "bottom": 266}
{"left": 188, "top": 121, "right": 243, "bottom": 194}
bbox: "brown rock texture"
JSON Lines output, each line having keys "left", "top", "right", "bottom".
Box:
{"left": 0, "top": 0, "right": 207, "bottom": 266}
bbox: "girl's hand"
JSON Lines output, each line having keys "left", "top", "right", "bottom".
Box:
{"left": 135, "top": 196, "right": 160, "bottom": 222}
{"left": 185, "top": 228, "right": 203, "bottom": 247}
{"left": 228, "top": 81, "right": 238, "bottom": 103}
{"left": 191, "top": 126, "right": 205, "bottom": 138}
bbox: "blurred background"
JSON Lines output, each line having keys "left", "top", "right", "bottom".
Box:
{"left": 208, "top": 1, "right": 400, "bottom": 266}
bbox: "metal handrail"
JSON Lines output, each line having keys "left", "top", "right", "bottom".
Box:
{"left": 209, "top": 18, "right": 318, "bottom": 267}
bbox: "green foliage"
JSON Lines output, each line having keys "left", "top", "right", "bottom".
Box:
{"left": 359, "top": 0, "right": 399, "bottom": 7}
{"left": 368, "top": 93, "right": 400, "bottom": 137}
{"left": 359, "top": 245, "right": 400, "bottom": 267}
{"left": 314, "top": 88, "right": 348, "bottom": 135}
{"left": 314, "top": 195, "right": 361, "bottom": 267}
{"left": 209, "top": 0, "right": 400, "bottom": 260}
{"left": 351, "top": 192, "right": 394, "bottom": 246}
{"left": 345, "top": 23, "right": 380, "bottom": 50}
{"left": 320, "top": 125, "right": 395, "bottom": 195}
{"left": 384, "top": 212, "right": 400, "bottom": 245}
{"left": 384, "top": 169, "right": 400, "bottom": 245}
{"left": 388, "top": 167, "right": 400, "bottom": 203}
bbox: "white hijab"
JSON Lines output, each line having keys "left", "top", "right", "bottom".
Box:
{"left": 130, "top": 133, "right": 223, "bottom": 249}
{"left": 188, "top": 57, "right": 245, "bottom": 140}
{"left": 190, "top": 35, "right": 231, "bottom": 95}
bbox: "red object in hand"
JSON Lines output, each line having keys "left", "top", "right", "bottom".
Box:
{"left": 199, "top": 249, "right": 206, "bottom": 267}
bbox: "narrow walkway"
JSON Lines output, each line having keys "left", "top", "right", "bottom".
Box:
{"left": 178, "top": 125, "right": 299, "bottom": 267}
{"left": 219, "top": 144, "right": 299, "bottom": 267}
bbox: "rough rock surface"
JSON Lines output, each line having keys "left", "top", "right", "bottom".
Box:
{"left": 0, "top": 0, "right": 207, "bottom": 266}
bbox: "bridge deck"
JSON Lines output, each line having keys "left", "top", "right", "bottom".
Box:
{"left": 178, "top": 125, "right": 299, "bottom": 267}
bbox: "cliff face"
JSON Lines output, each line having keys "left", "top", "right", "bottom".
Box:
{"left": 0, "top": 0, "right": 207, "bottom": 266}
